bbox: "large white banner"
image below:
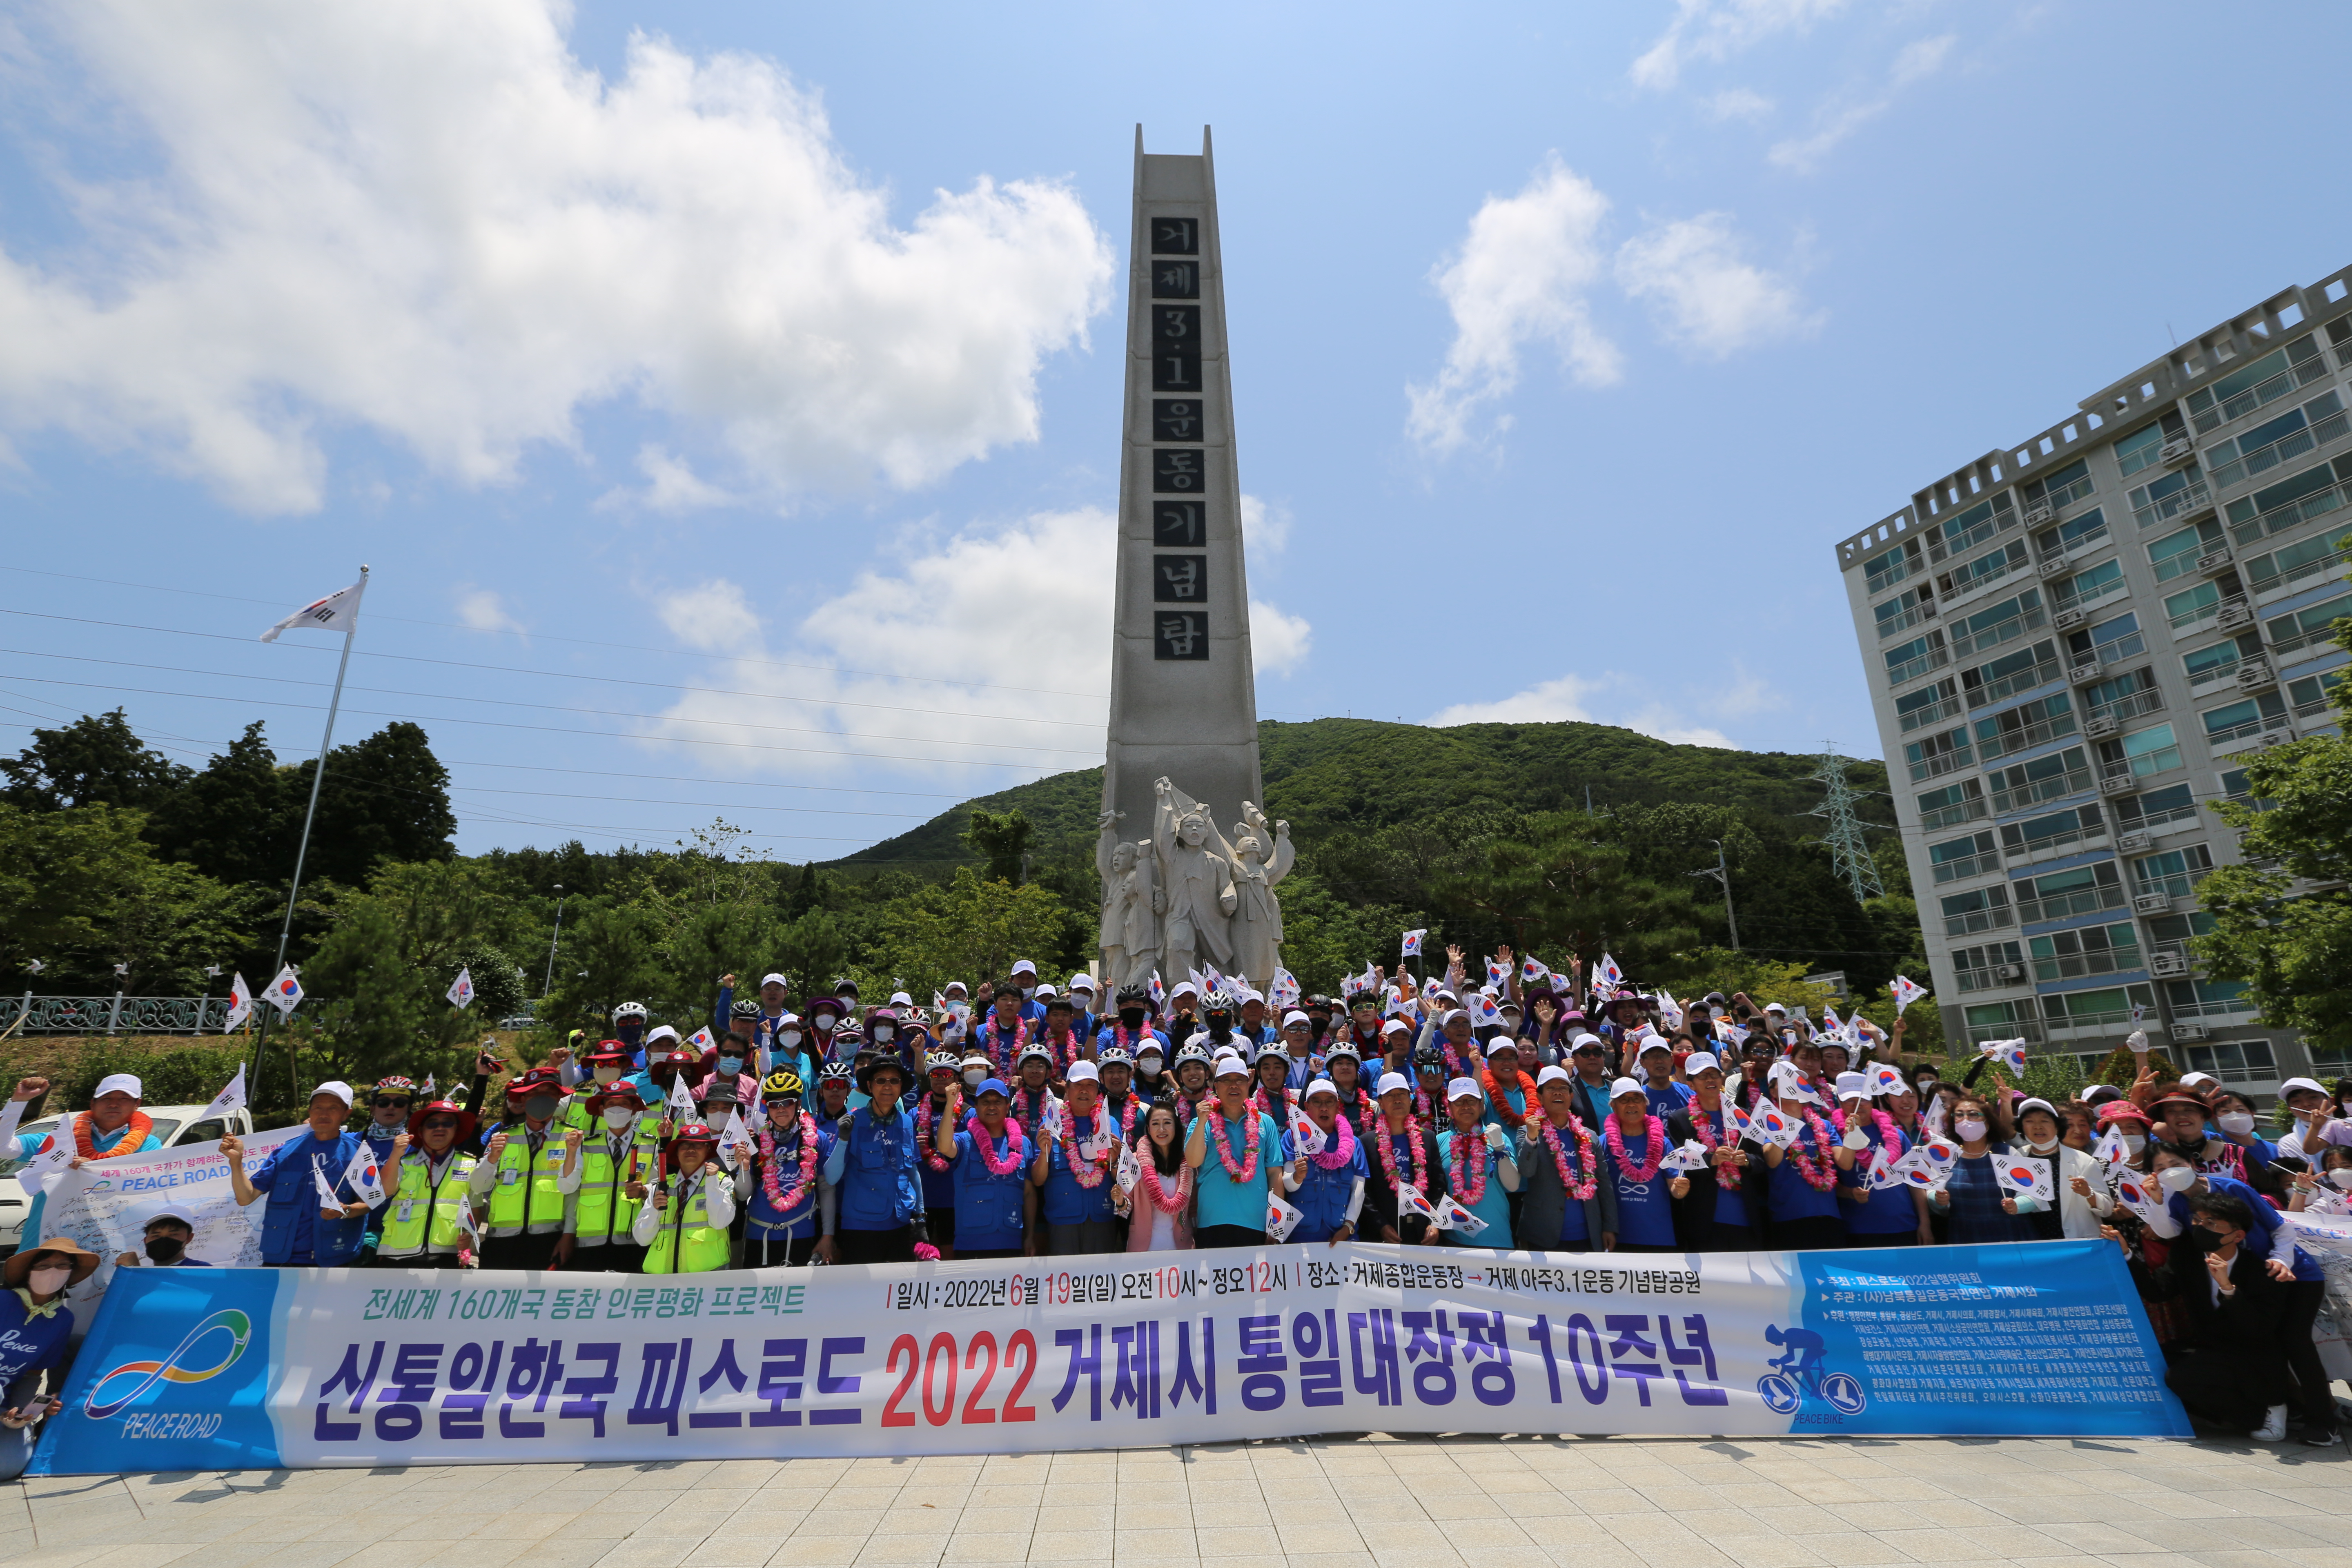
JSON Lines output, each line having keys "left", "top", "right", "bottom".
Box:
{"left": 34, "top": 1237, "right": 2187, "bottom": 1473}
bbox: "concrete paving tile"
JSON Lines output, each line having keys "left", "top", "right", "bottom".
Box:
{"left": 937, "top": 1539, "right": 1029, "bottom": 1566}
{"left": 763, "top": 1541, "right": 866, "bottom": 1568}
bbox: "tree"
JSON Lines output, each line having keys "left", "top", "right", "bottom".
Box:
{"left": 2195, "top": 617, "right": 2352, "bottom": 1056}
{"left": 537, "top": 899, "right": 664, "bottom": 1037}
{"left": 298, "top": 901, "right": 442, "bottom": 1086}
{"left": 289, "top": 721, "right": 457, "bottom": 886}
{"left": 963, "top": 809, "right": 1034, "bottom": 886}
{"left": 875, "top": 867, "right": 1069, "bottom": 996}
{"left": 0, "top": 802, "right": 255, "bottom": 990}
{"left": 148, "top": 721, "right": 289, "bottom": 886}
{"left": 1437, "top": 811, "right": 1699, "bottom": 972}
{"left": 2, "top": 708, "right": 188, "bottom": 812}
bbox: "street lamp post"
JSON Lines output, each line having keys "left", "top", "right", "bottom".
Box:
{"left": 1690, "top": 840, "right": 1739, "bottom": 951}
{"left": 541, "top": 885, "right": 569, "bottom": 1000}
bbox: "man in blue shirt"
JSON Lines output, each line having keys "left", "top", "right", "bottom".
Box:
{"left": 931, "top": 1077, "right": 1035, "bottom": 1259}
{"left": 1283, "top": 1080, "right": 1367, "bottom": 1245}
{"left": 1187, "top": 1053, "right": 1292, "bottom": 1248}
{"left": 221, "top": 1081, "right": 376, "bottom": 1266}
{"left": 7, "top": 1071, "right": 168, "bottom": 1249}
{"left": 1635, "top": 1039, "right": 1694, "bottom": 1120}
{"left": 1033, "top": 1061, "right": 1119, "bottom": 1254}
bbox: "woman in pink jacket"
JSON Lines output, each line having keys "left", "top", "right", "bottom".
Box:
{"left": 1121, "top": 1101, "right": 1194, "bottom": 1251}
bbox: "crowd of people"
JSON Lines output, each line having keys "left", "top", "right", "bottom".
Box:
{"left": 4, "top": 947, "right": 2349, "bottom": 1450}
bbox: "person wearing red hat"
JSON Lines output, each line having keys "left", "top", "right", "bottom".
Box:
{"left": 466, "top": 1067, "right": 583, "bottom": 1270}
{"left": 560, "top": 1081, "right": 663, "bottom": 1272}
{"left": 635, "top": 1122, "right": 736, "bottom": 1274}
{"left": 558, "top": 1044, "right": 634, "bottom": 1135}
{"left": 374, "top": 1100, "right": 478, "bottom": 1269}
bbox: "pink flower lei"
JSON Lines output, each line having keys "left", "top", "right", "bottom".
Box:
{"left": 1205, "top": 1101, "right": 1262, "bottom": 1183}
{"left": 1688, "top": 1098, "right": 1740, "bottom": 1190}
{"left": 1058, "top": 1105, "right": 1114, "bottom": 1188}
{"left": 1538, "top": 1115, "right": 1600, "bottom": 1201}
{"left": 1604, "top": 1112, "right": 1666, "bottom": 1182}
{"left": 1448, "top": 1121, "right": 1491, "bottom": 1206}
{"left": 1134, "top": 1152, "right": 1188, "bottom": 1215}
{"left": 1788, "top": 1107, "right": 1840, "bottom": 1191}
{"left": 1374, "top": 1114, "right": 1428, "bottom": 1195}
{"left": 1251, "top": 1082, "right": 1296, "bottom": 1120}
{"left": 1307, "top": 1109, "right": 1358, "bottom": 1172}
{"left": 756, "top": 1115, "right": 820, "bottom": 1211}
{"left": 914, "top": 1095, "right": 954, "bottom": 1172}
{"left": 977, "top": 1017, "right": 1029, "bottom": 1073}
{"left": 975, "top": 1116, "right": 1027, "bottom": 1177}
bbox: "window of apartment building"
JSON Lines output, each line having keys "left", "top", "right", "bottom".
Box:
{"left": 2182, "top": 634, "right": 2261, "bottom": 686}
{"left": 1915, "top": 778, "right": 1987, "bottom": 831}
{"left": 2200, "top": 690, "right": 2288, "bottom": 746}
{"left": 1946, "top": 589, "right": 2045, "bottom": 658}
{"left": 2052, "top": 557, "right": 2126, "bottom": 612}
{"left": 1960, "top": 639, "right": 2060, "bottom": 709}
{"left": 1883, "top": 629, "right": 1946, "bottom": 686}
{"left": 2223, "top": 455, "right": 2352, "bottom": 547}
{"left": 2129, "top": 465, "right": 2209, "bottom": 531}
{"left": 2148, "top": 518, "right": 2226, "bottom": 583}
{"left": 1962, "top": 999, "right": 2036, "bottom": 1041}
{"left": 2000, "top": 804, "right": 2104, "bottom": 860}
{"left": 2185, "top": 334, "right": 2326, "bottom": 434}
{"left": 1895, "top": 677, "right": 1961, "bottom": 733}
{"left": 1951, "top": 940, "right": 2025, "bottom": 992}
{"left": 2166, "top": 978, "right": 2253, "bottom": 1022}
{"left": 1974, "top": 692, "right": 2077, "bottom": 762}
{"left": 2164, "top": 578, "right": 2226, "bottom": 633}
{"left": 1988, "top": 746, "right": 2092, "bottom": 813}
{"left": 1938, "top": 539, "right": 2029, "bottom": 600}
{"left": 2261, "top": 591, "right": 2352, "bottom": 660}
{"left": 2287, "top": 667, "right": 2344, "bottom": 719}
{"left": 1940, "top": 883, "right": 2011, "bottom": 937}
{"left": 2082, "top": 666, "right": 2162, "bottom": 724}
{"left": 2131, "top": 844, "right": 2215, "bottom": 900}
{"left": 1929, "top": 829, "right": 1999, "bottom": 884}
{"left": 2115, "top": 412, "right": 2189, "bottom": 477}
{"left": 2114, "top": 782, "right": 2198, "bottom": 834}
{"left": 2179, "top": 1040, "right": 2277, "bottom": 1082}
{"left": 2036, "top": 506, "right": 2109, "bottom": 558}
{"left": 2245, "top": 529, "right": 2351, "bottom": 595}
{"left": 1874, "top": 583, "right": 1936, "bottom": 639}
{"left": 1904, "top": 724, "right": 1972, "bottom": 782}
{"left": 2013, "top": 861, "right": 2125, "bottom": 923}
{"left": 2039, "top": 983, "right": 2156, "bottom": 1033}
{"left": 1864, "top": 536, "right": 1924, "bottom": 597}
{"left": 1924, "top": 493, "right": 2015, "bottom": 564}
{"left": 2068, "top": 610, "right": 2145, "bottom": 667}
{"left": 2104, "top": 720, "right": 2182, "bottom": 780}
{"left": 2027, "top": 457, "right": 2096, "bottom": 513}
{"left": 2029, "top": 921, "right": 2141, "bottom": 982}
{"left": 2207, "top": 390, "right": 2347, "bottom": 490}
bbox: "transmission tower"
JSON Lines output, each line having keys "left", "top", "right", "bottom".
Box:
{"left": 1809, "top": 742, "right": 1886, "bottom": 901}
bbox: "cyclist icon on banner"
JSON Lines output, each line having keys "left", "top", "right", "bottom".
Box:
{"left": 1757, "top": 1323, "right": 1866, "bottom": 1416}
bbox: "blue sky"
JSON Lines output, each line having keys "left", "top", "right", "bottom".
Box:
{"left": 4, "top": 0, "right": 2348, "bottom": 860}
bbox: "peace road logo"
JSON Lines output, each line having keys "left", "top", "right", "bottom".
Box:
{"left": 1757, "top": 1322, "right": 1865, "bottom": 1418}
{"left": 83, "top": 1309, "right": 252, "bottom": 1420}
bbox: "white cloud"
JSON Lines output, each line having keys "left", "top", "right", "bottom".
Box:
{"left": 1633, "top": 0, "right": 1851, "bottom": 90}
{"left": 596, "top": 444, "right": 735, "bottom": 514}
{"left": 1769, "top": 33, "right": 1957, "bottom": 172}
{"left": 1425, "top": 672, "right": 1734, "bottom": 749}
{"left": 1615, "top": 213, "right": 1819, "bottom": 358}
{"left": 0, "top": 0, "right": 1112, "bottom": 512}
{"left": 1406, "top": 157, "right": 1620, "bottom": 456}
{"left": 454, "top": 588, "right": 525, "bottom": 635}
{"left": 1241, "top": 492, "right": 1292, "bottom": 555}
{"left": 1705, "top": 88, "right": 1777, "bottom": 122}
{"left": 655, "top": 580, "right": 764, "bottom": 654}
{"left": 1249, "top": 600, "right": 1312, "bottom": 677}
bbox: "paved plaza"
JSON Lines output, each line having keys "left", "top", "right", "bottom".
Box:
{"left": 6, "top": 1432, "right": 2349, "bottom": 1568}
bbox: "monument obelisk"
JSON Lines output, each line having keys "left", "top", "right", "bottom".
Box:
{"left": 1100, "top": 127, "right": 1263, "bottom": 854}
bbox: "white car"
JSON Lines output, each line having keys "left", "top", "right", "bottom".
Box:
{"left": 0, "top": 1101, "right": 256, "bottom": 1256}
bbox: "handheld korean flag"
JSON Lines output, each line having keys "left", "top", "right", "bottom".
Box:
{"left": 1746, "top": 1102, "right": 1802, "bottom": 1149}
{"left": 1485, "top": 956, "right": 1510, "bottom": 992}
{"left": 13, "top": 1138, "right": 73, "bottom": 1198}
{"left": 1396, "top": 1180, "right": 1439, "bottom": 1225}
{"left": 1116, "top": 1141, "right": 1143, "bottom": 1191}
{"left": 1432, "top": 1192, "right": 1488, "bottom": 1236}
{"left": 1977, "top": 1039, "right": 2028, "bottom": 1075}
{"left": 452, "top": 1197, "right": 481, "bottom": 1245}
{"left": 313, "top": 1164, "right": 343, "bottom": 1209}
{"left": 687, "top": 1026, "right": 716, "bottom": 1055}
{"left": 261, "top": 576, "right": 367, "bottom": 643}
{"left": 1723, "top": 1099, "right": 1755, "bottom": 1140}
{"left": 1338, "top": 969, "right": 1362, "bottom": 1000}
{"left": 1866, "top": 1141, "right": 1908, "bottom": 1191}
{"left": 2092, "top": 1123, "right": 2132, "bottom": 1171}
{"left": 197, "top": 1065, "right": 248, "bottom": 1124}
{"left": 2113, "top": 1172, "right": 2172, "bottom": 1229}
{"left": 340, "top": 1143, "right": 388, "bottom": 1207}
{"left": 1271, "top": 967, "right": 1301, "bottom": 1009}
{"left": 1656, "top": 989, "right": 1683, "bottom": 1030}
{"left": 1521, "top": 956, "right": 1550, "bottom": 985}
{"left": 265, "top": 965, "right": 303, "bottom": 1017}
{"left": 222, "top": 971, "right": 254, "bottom": 1032}
{"left": 1659, "top": 1140, "right": 1711, "bottom": 1174}
{"left": 2129, "top": 1002, "right": 2147, "bottom": 1023}
{"left": 1265, "top": 1191, "right": 1305, "bottom": 1243}
{"left": 1149, "top": 971, "right": 1165, "bottom": 1006}
{"left": 1595, "top": 953, "right": 1624, "bottom": 989}
{"left": 1889, "top": 974, "right": 1929, "bottom": 1016}
{"left": 1473, "top": 991, "right": 1503, "bottom": 1027}
{"left": 1289, "top": 1107, "right": 1327, "bottom": 1157}
{"left": 718, "top": 1107, "right": 756, "bottom": 1170}
{"left": 665, "top": 1071, "right": 698, "bottom": 1126}
{"left": 1870, "top": 1063, "right": 1907, "bottom": 1098}
{"left": 1401, "top": 929, "right": 1426, "bottom": 958}
{"left": 422, "top": 1073, "right": 436, "bottom": 1099}
{"left": 1991, "top": 1157, "right": 2054, "bottom": 1204}
{"left": 447, "top": 966, "right": 476, "bottom": 1010}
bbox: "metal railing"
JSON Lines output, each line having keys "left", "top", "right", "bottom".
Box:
{"left": 1877, "top": 599, "right": 1936, "bottom": 639}
{"left": 1899, "top": 695, "right": 1964, "bottom": 733}
{"left": 2132, "top": 479, "right": 2214, "bottom": 530}
{"left": 2205, "top": 712, "right": 2281, "bottom": 747}
{"left": 1966, "top": 653, "right": 2062, "bottom": 709}
{"left": 1919, "top": 796, "right": 1990, "bottom": 832}
{"left": 2190, "top": 352, "right": 2333, "bottom": 434}
{"left": 1946, "top": 601, "right": 2047, "bottom": 660}
{"left": 2169, "top": 592, "right": 2245, "bottom": 633}
{"left": 2004, "top": 818, "right": 2107, "bottom": 864}
{"left": 1953, "top": 964, "right": 2026, "bottom": 995}
{"left": 7, "top": 993, "right": 247, "bottom": 1035}
{"left": 2187, "top": 652, "right": 2248, "bottom": 691}
{"left": 1865, "top": 554, "right": 1917, "bottom": 595}
{"left": 1928, "top": 511, "right": 2008, "bottom": 564}
{"left": 2247, "top": 540, "right": 2350, "bottom": 597}
{"left": 2267, "top": 610, "right": 2350, "bottom": 659}
{"left": 1991, "top": 764, "right": 2092, "bottom": 815}
{"left": 2120, "top": 799, "right": 2202, "bottom": 834}
{"left": 2211, "top": 407, "right": 2351, "bottom": 490}
{"left": 1976, "top": 708, "right": 2078, "bottom": 761}
{"left": 2168, "top": 993, "right": 2257, "bottom": 1021}
{"left": 2041, "top": 474, "right": 2098, "bottom": 512}
{"left": 2134, "top": 866, "right": 2213, "bottom": 901}
{"left": 2086, "top": 686, "right": 2165, "bottom": 725}
{"left": 2015, "top": 882, "right": 2128, "bottom": 925}
{"left": 2043, "top": 1005, "right": 2144, "bottom": 1040}
{"left": 2034, "top": 946, "right": 2142, "bottom": 983}
{"left": 1939, "top": 549, "right": 2025, "bottom": 603}
{"left": 1909, "top": 743, "right": 1974, "bottom": 782}
{"left": 1886, "top": 645, "right": 1949, "bottom": 687}
{"left": 1943, "top": 904, "right": 2014, "bottom": 938}
{"left": 2227, "top": 472, "right": 2352, "bottom": 548}
{"left": 2054, "top": 571, "right": 2129, "bottom": 614}
{"left": 1931, "top": 849, "right": 2002, "bottom": 884}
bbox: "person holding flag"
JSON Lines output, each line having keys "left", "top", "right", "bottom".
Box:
{"left": 466, "top": 1067, "right": 584, "bottom": 1270}
{"left": 1664, "top": 1054, "right": 1754, "bottom": 1250}
{"left": 634, "top": 1123, "right": 737, "bottom": 1275}
{"left": 1280, "top": 1079, "right": 1368, "bottom": 1247}
{"left": 743, "top": 1070, "right": 831, "bottom": 1267}
{"left": 822, "top": 1056, "right": 923, "bottom": 1265}
{"left": 1187, "top": 1053, "right": 1289, "bottom": 1250}
{"left": 1832, "top": 1071, "right": 1931, "bottom": 1247}
{"left": 1032, "top": 1061, "right": 1120, "bottom": 1255}
{"left": 220, "top": 1081, "right": 374, "bottom": 1267}
{"left": 1361, "top": 1071, "right": 1443, "bottom": 1245}
{"left": 560, "top": 1081, "right": 662, "bottom": 1272}
{"left": 374, "top": 1100, "right": 477, "bottom": 1269}
{"left": 1437, "top": 1078, "right": 1518, "bottom": 1248}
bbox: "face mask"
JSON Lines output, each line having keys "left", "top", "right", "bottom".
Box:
{"left": 2026, "top": 1137, "right": 2060, "bottom": 1154}
{"left": 2329, "top": 1169, "right": 2352, "bottom": 1191}
{"left": 2121, "top": 1134, "right": 2146, "bottom": 1154}
{"left": 813, "top": 1012, "right": 838, "bottom": 1028}
{"left": 29, "top": 1265, "right": 70, "bottom": 1295}
{"left": 604, "top": 1109, "right": 635, "bottom": 1131}
{"left": 779, "top": 1029, "right": 803, "bottom": 1049}
{"left": 1914, "top": 1075, "right": 1937, "bottom": 1092}
{"left": 618, "top": 1023, "right": 644, "bottom": 1045}
{"left": 1954, "top": 1118, "right": 1987, "bottom": 1143}
{"left": 2190, "top": 1224, "right": 2225, "bottom": 1243}
{"left": 144, "top": 1236, "right": 187, "bottom": 1263}
{"left": 2158, "top": 1165, "right": 2197, "bottom": 1194}
{"left": 964, "top": 1068, "right": 986, "bottom": 1087}
{"left": 593, "top": 1065, "right": 622, "bottom": 1085}
{"left": 1120, "top": 1009, "right": 1147, "bottom": 1029}
{"left": 717, "top": 1056, "right": 744, "bottom": 1076}
{"left": 1021, "top": 986, "right": 1037, "bottom": 1000}
{"left": 2217, "top": 1111, "right": 2256, "bottom": 1135}
{"left": 523, "top": 1095, "right": 559, "bottom": 1121}
{"left": 871, "top": 1024, "right": 894, "bottom": 1043}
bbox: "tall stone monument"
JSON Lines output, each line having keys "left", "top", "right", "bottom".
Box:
{"left": 1097, "top": 127, "right": 1292, "bottom": 997}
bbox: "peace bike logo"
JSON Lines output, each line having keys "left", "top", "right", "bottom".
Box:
{"left": 83, "top": 1309, "right": 252, "bottom": 1420}
{"left": 1756, "top": 1324, "right": 1864, "bottom": 1418}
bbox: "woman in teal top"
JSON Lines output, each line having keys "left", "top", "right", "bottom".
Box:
{"left": 1437, "top": 1077, "right": 1518, "bottom": 1249}
{"left": 1185, "top": 1054, "right": 1293, "bottom": 1248}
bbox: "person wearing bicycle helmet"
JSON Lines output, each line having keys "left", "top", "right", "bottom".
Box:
{"left": 610, "top": 1000, "right": 650, "bottom": 1065}
{"left": 914, "top": 1051, "right": 962, "bottom": 1254}
{"left": 743, "top": 1069, "right": 831, "bottom": 1266}
{"left": 814, "top": 1060, "right": 855, "bottom": 1123}
{"left": 1169, "top": 1040, "right": 1214, "bottom": 1125}
{"left": 1011, "top": 1044, "right": 1059, "bottom": 1134}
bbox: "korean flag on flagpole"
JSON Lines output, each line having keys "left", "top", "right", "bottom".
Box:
{"left": 222, "top": 971, "right": 254, "bottom": 1032}
{"left": 447, "top": 967, "right": 476, "bottom": 1010}
{"left": 260, "top": 576, "right": 367, "bottom": 643}
{"left": 265, "top": 965, "right": 303, "bottom": 1017}
{"left": 197, "top": 1066, "right": 247, "bottom": 1123}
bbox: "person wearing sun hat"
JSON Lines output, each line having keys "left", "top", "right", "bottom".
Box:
{"left": 0, "top": 1234, "right": 101, "bottom": 1474}
{"left": 373, "top": 1099, "right": 478, "bottom": 1269}
{"left": 635, "top": 1121, "right": 737, "bottom": 1274}
{"left": 561, "top": 1081, "right": 662, "bottom": 1272}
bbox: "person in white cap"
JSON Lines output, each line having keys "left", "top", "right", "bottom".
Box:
{"left": 1187, "top": 1051, "right": 1288, "bottom": 1248}
{"left": 1666, "top": 1054, "right": 1754, "bottom": 1251}
{"left": 1604, "top": 1078, "right": 1682, "bottom": 1252}
{"left": 1009, "top": 958, "right": 1044, "bottom": 1012}
{"left": 222, "top": 1082, "right": 378, "bottom": 1267}
{"left": 1831, "top": 1071, "right": 1931, "bottom": 1247}
{"left": 6, "top": 1071, "right": 165, "bottom": 1250}
{"left": 1440, "top": 1077, "right": 1518, "bottom": 1249}
{"left": 1066, "top": 973, "right": 1099, "bottom": 1042}
{"left": 1283, "top": 1080, "right": 1368, "bottom": 1245}
{"left": 1758, "top": 1064, "right": 1855, "bottom": 1251}
{"left": 2277, "top": 1078, "right": 2343, "bottom": 1159}
{"left": 1032, "top": 1061, "right": 1119, "bottom": 1255}
{"left": 1362, "top": 1071, "right": 1443, "bottom": 1245}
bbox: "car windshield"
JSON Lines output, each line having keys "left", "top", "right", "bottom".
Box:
{"left": 0, "top": 1113, "right": 186, "bottom": 1174}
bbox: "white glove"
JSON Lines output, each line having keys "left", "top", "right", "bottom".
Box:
{"left": 1843, "top": 1127, "right": 1870, "bottom": 1151}
{"left": 1482, "top": 1123, "right": 1508, "bottom": 1152}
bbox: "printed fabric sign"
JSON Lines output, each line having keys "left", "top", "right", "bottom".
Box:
{"left": 30, "top": 1238, "right": 2188, "bottom": 1474}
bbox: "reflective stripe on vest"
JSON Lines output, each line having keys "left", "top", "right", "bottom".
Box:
{"left": 379, "top": 1152, "right": 477, "bottom": 1254}
{"left": 486, "top": 1128, "right": 569, "bottom": 1228}
{"left": 572, "top": 1129, "right": 662, "bottom": 1243}
{"left": 642, "top": 1172, "right": 730, "bottom": 1274}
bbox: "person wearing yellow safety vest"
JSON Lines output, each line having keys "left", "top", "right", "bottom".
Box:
{"left": 374, "top": 1099, "right": 479, "bottom": 1269}
{"left": 465, "top": 1066, "right": 583, "bottom": 1270}
{"left": 555, "top": 1042, "right": 634, "bottom": 1134}
{"left": 559, "top": 1081, "right": 664, "bottom": 1272}
{"left": 634, "top": 1121, "right": 738, "bottom": 1274}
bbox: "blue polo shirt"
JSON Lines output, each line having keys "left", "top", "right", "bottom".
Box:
{"left": 1764, "top": 1122, "right": 1844, "bottom": 1225}
{"left": 947, "top": 1127, "right": 1030, "bottom": 1250}
{"left": 1642, "top": 1079, "right": 1695, "bottom": 1120}
{"left": 1436, "top": 1128, "right": 1513, "bottom": 1248}
{"left": 1686, "top": 1104, "right": 1751, "bottom": 1230}
{"left": 1192, "top": 1109, "right": 1286, "bottom": 1232}
{"left": 1287, "top": 1128, "right": 1368, "bottom": 1243}
{"left": 12, "top": 1118, "right": 165, "bottom": 1248}
{"left": 1606, "top": 1126, "right": 1677, "bottom": 1247}
{"left": 1838, "top": 1117, "right": 1919, "bottom": 1236}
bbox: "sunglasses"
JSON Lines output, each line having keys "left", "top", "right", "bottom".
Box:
{"left": 375, "top": 1098, "right": 413, "bottom": 1109}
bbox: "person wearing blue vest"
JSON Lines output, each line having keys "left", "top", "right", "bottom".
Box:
{"left": 913, "top": 1054, "right": 963, "bottom": 1254}
{"left": 822, "top": 1056, "right": 922, "bottom": 1264}
{"left": 1283, "top": 1079, "right": 1367, "bottom": 1245}
{"left": 0, "top": 1236, "right": 100, "bottom": 1482}
{"left": 933, "top": 1077, "right": 1036, "bottom": 1259}
{"left": 1033, "top": 1062, "right": 1118, "bottom": 1254}
{"left": 7, "top": 1071, "right": 168, "bottom": 1249}
{"left": 221, "top": 1081, "right": 376, "bottom": 1267}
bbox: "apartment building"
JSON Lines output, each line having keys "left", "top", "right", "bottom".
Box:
{"left": 1838, "top": 264, "right": 2352, "bottom": 1096}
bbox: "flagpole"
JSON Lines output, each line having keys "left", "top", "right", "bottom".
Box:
{"left": 254, "top": 564, "right": 369, "bottom": 1106}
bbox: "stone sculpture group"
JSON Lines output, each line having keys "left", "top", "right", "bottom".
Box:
{"left": 1097, "top": 776, "right": 1294, "bottom": 996}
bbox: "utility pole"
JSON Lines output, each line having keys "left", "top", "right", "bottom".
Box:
{"left": 1810, "top": 741, "right": 1886, "bottom": 901}
{"left": 1691, "top": 838, "right": 1739, "bottom": 950}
